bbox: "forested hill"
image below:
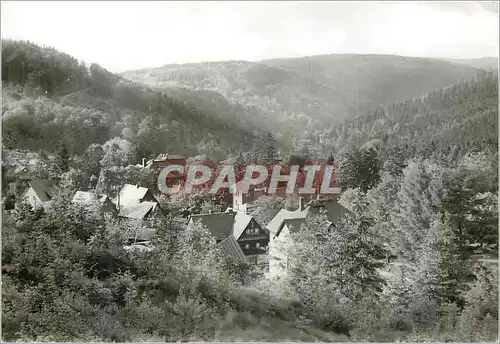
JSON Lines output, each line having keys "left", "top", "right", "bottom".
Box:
{"left": 122, "top": 54, "right": 482, "bottom": 139}
{"left": 1, "top": 40, "right": 261, "bottom": 161}
{"left": 317, "top": 69, "right": 498, "bottom": 157}
{"left": 441, "top": 57, "right": 498, "bottom": 71}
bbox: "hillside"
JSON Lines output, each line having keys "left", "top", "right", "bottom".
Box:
{"left": 3, "top": 41, "right": 499, "bottom": 343}
{"left": 316, "top": 69, "right": 498, "bottom": 156}
{"left": 122, "top": 54, "right": 482, "bottom": 138}
{"left": 442, "top": 57, "right": 498, "bottom": 71}
{"left": 1, "top": 40, "right": 261, "bottom": 161}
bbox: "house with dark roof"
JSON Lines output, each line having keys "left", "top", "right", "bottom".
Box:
{"left": 266, "top": 198, "right": 351, "bottom": 278}
{"left": 218, "top": 235, "right": 248, "bottom": 264}
{"left": 20, "top": 179, "right": 57, "bottom": 210}
{"left": 231, "top": 211, "right": 269, "bottom": 264}
{"left": 187, "top": 211, "right": 236, "bottom": 243}
{"left": 186, "top": 209, "right": 268, "bottom": 264}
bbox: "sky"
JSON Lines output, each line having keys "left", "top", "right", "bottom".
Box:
{"left": 1, "top": 1, "right": 498, "bottom": 73}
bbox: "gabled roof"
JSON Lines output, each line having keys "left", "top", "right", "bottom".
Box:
{"left": 114, "top": 184, "right": 150, "bottom": 207}
{"left": 188, "top": 212, "right": 236, "bottom": 239}
{"left": 266, "top": 199, "right": 349, "bottom": 238}
{"left": 72, "top": 191, "right": 109, "bottom": 206}
{"left": 118, "top": 201, "right": 158, "bottom": 220}
{"left": 24, "top": 179, "right": 56, "bottom": 202}
{"left": 308, "top": 199, "right": 351, "bottom": 224}
{"left": 232, "top": 212, "right": 253, "bottom": 240}
{"left": 283, "top": 218, "right": 307, "bottom": 233}
{"left": 265, "top": 207, "right": 309, "bottom": 236}
{"left": 218, "top": 235, "right": 248, "bottom": 263}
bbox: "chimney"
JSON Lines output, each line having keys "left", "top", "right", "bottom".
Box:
{"left": 142, "top": 158, "right": 146, "bottom": 168}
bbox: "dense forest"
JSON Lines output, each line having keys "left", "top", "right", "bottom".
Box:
{"left": 2, "top": 40, "right": 498, "bottom": 341}
{"left": 2, "top": 40, "right": 263, "bottom": 162}
{"left": 122, "top": 53, "right": 483, "bottom": 149}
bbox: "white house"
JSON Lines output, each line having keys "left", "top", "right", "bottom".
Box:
{"left": 265, "top": 198, "right": 350, "bottom": 278}
{"left": 112, "top": 184, "right": 162, "bottom": 243}
{"left": 20, "top": 179, "right": 56, "bottom": 210}
{"left": 266, "top": 204, "right": 309, "bottom": 278}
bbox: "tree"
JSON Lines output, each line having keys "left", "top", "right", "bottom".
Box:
{"left": 289, "top": 204, "right": 384, "bottom": 307}
{"left": 330, "top": 208, "right": 385, "bottom": 302}
{"left": 390, "top": 159, "right": 447, "bottom": 262}
{"left": 366, "top": 171, "right": 401, "bottom": 259}
{"left": 336, "top": 147, "right": 381, "bottom": 193}
{"left": 56, "top": 140, "right": 70, "bottom": 173}
{"left": 382, "top": 146, "right": 407, "bottom": 177}
{"left": 409, "top": 215, "right": 471, "bottom": 328}
{"left": 99, "top": 137, "right": 136, "bottom": 169}
{"left": 172, "top": 220, "right": 225, "bottom": 281}
{"left": 358, "top": 147, "right": 381, "bottom": 192}
{"left": 78, "top": 144, "right": 104, "bottom": 177}
{"left": 264, "top": 132, "right": 279, "bottom": 164}
{"left": 249, "top": 195, "right": 286, "bottom": 228}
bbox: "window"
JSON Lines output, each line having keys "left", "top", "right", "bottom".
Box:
{"left": 245, "top": 244, "right": 250, "bottom": 249}
{"left": 255, "top": 228, "right": 260, "bottom": 235}
{"left": 256, "top": 242, "right": 260, "bottom": 248}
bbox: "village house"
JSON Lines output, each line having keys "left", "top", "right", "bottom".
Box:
{"left": 231, "top": 210, "right": 269, "bottom": 264}
{"left": 20, "top": 179, "right": 56, "bottom": 210}
{"left": 187, "top": 211, "right": 236, "bottom": 243}
{"left": 71, "top": 190, "right": 117, "bottom": 215}
{"left": 112, "top": 184, "right": 163, "bottom": 244}
{"left": 266, "top": 198, "right": 350, "bottom": 278}
{"left": 137, "top": 154, "right": 187, "bottom": 191}
{"left": 186, "top": 209, "right": 268, "bottom": 265}
{"left": 218, "top": 235, "right": 249, "bottom": 264}
{"left": 7, "top": 165, "right": 32, "bottom": 196}
{"left": 113, "top": 184, "right": 159, "bottom": 210}
{"left": 141, "top": 153, "right": 186, "bottom": 174}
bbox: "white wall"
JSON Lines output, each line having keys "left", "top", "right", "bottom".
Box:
{"left": 23, "top": 188, "right": 42, "bottom": 209}
{"left": 267, "top": 224, "right": 292, "bottom": 278}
